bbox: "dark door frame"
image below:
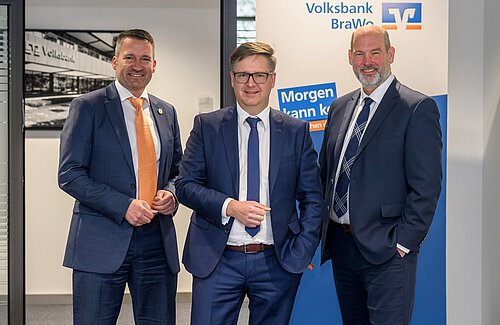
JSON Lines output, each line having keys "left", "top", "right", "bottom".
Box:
{"left": 2, "top": 0, "right": 25, "bottom": 323}
{"left": 220, "top": 0, "right": 236, "bottom": 108}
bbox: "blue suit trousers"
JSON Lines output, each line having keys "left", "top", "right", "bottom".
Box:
{"left": 191, "top": 248, "right": 302, "bottom": 325}
{"left": 329, "top": 222, "right": 418, "bottom": 325}
{"left": 72, "top": 217, "right": 177, "bottom": 325}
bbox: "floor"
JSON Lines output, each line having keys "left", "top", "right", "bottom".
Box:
{"left": 25, "top": 301, "right": 249, "bottom": 324}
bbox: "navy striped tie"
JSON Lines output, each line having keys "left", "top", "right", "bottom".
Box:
{"left": 333, "top": 97, "right": 373, "bottom": 218}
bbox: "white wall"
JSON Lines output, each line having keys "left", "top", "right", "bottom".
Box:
{"left": 25, "top": 1, "right": 220, "bottom": 295}
{"left": 449, "top": 0, "right": 500, "bottom": 324}
{"left": 482, "top": 0, "right": 500, "bottom": 323}
{"left": 447, "top": 0, "right": 484, "bottom": 324}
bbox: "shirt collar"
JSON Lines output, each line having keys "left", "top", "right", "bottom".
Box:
{"left": 114, "top": 80, "right": 150, "bottom": 104}
{"left": 236, "top": 103, "right": 271, "bottom": 131}
{"left": 360, "top": 74, "right": 395, "bottom": 105}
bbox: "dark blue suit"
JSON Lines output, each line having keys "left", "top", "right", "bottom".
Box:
{"left": 58, "top": 83, "right": 182, "bottom": 324}
{"left": 319, "top": 78, "right": 442, "bottom": 324}
{"left": 176, "top": 106, "right": 323, "bottom": 324}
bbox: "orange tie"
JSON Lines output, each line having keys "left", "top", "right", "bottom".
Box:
{"left": 128, "top": 97, "right": 157, "bottom": 205}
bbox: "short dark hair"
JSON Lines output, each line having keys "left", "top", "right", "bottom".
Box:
{"left": 230, "top": 42, "right": 277, "bottom": 72}
{"left": 115, "top": 29, "right": 155, "bottom": 57}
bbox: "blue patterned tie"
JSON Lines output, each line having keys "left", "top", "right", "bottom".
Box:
{"left": 333, "top": 97, "right": 373, "bottom": 218}
{"left": 246, "top": 117, "right": 261, "bottom": 236}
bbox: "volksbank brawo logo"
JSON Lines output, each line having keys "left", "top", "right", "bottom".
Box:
{"left": 382, "top": 3, "right": 422, "bottom": 30}
{"left": 305, "top": 2, "right": 375, "bottom": 30}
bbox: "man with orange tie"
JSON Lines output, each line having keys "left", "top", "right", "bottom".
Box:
{"left": 58, "top": 29, "right": 182, "bottom": 324}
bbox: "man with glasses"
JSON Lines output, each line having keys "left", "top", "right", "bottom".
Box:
{"left": 176, "top": 42, "right": 323, "bottom": 324}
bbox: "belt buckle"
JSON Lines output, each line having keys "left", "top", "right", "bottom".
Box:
{"left": 244, "top": 244, "right": 258, "bottom": 254}
{"left": 340, "top": 223, "right": 351, "bottom": 234}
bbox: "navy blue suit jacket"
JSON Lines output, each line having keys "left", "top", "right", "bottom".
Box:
{"left": 58, "top": 83, "right": 182, "bottom": 274}
{"left": 176, "top": 106, "right": 323, "bottom": 278}
{"left": 319, "top": 78, "right": 442, "bottom": 265}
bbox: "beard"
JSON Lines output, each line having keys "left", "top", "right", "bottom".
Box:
{"left": 354, "top": 64, "right": 391, "bottom": 89}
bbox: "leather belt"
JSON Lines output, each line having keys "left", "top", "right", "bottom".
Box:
{"left": 225, "top": 244, "right": 274, "bottom": 254}
{"left": 331, "top": 221, "right": 352, "bottom": 234}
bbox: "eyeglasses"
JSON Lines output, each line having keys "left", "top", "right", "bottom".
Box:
{"left": 233, "top": 72, "right": 273, "bottom": 84}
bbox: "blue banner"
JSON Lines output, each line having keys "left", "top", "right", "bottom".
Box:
{"left": 278, "top": 82, "right": 337, "bottom": 122}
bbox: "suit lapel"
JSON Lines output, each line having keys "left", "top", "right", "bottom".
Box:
{"left": 104, "top": 84, "right": 135, "bottom": 175}
{"left": 269, "top": 109, "right": 284, "bottom": 195}
{"left": 220, "top": 106, "right": 240, "bottom": 197}
{"left": 333, "top": 92, "right": 360, "bottom": 168}
{"left": 357, "top": 79, "right": 399, "bottom": 155}
{"left": 149, "top": 96, "right": 169, "bottom": 187}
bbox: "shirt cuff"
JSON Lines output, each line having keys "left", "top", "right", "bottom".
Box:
{"left": 221, "top": 198, "right": 234, "bottom": 225}
{"left": 397, "top": 243, "right": 410, "bottom": 254}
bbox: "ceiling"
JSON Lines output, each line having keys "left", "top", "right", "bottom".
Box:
{"left": 26, "top": 0, "right": 219, "bottom": 9}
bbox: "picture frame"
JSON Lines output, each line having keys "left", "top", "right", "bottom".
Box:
{"left": 25, "top": 29, "right": 121, "bottom": 129}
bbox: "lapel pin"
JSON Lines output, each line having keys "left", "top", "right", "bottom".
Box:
{"left": 157, "top": 108, "right": 164, "bottom": 115}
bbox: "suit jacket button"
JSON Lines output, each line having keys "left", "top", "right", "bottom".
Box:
{"left": 224, "top": 228, "right": 230, "bottom": 234}
{"left": 130, "top": 183, "right": 136, "bottom": 190}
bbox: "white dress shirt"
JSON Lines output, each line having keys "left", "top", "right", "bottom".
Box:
{"left": 114, "top": 80, "right": 161, "bottom": 199}
{"left": 222, "top": 104, "right": 274, "bottom": 245}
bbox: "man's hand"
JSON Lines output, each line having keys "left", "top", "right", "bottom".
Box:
{"left": 151, "top": 190, "right": 176, "bottom": 215}
{"left": 226, "top": 200, "right": 270, "bottom": 228}
{"left": 125, "top": 199, "right": 158, "bottom": 227}
{"left": 397, "top": 247, "right": 406, "bottom": 257}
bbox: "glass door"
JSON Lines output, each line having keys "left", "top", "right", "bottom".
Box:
{"left": 0, "top": 6, "right": 8, "bottom": 323}
{"left": 0, "top": 0, "right": 24, "bottom": 324}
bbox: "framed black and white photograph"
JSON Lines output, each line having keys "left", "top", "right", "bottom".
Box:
{"left": 25, "top": 30, "right": 121, "bottom": 129}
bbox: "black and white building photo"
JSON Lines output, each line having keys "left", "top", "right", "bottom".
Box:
{"left": 25, "top": 30, "right": 119, "bottom": 129}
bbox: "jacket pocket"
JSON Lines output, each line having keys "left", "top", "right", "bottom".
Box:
{"left": 380, "top": 203, "right": 404, "bottom": 218}
{"left": 380, "top": 131, "right": 403, "bottom": 140}
{"left": 190, "top": 214, "right": 209, "bottom": 230}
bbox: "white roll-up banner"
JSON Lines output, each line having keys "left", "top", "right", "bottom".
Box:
{"left": 257, "top": 1, "right": 447, "bottom": 323}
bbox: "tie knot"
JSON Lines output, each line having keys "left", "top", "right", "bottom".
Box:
{"left": 246, "top": 117, "right": 261, "bottom": 129}
{"left": 363, "top": 97, "right": 373, "bottom": 107}
{"left": 128, "top": 97, "right": 145, "bottom": 111}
